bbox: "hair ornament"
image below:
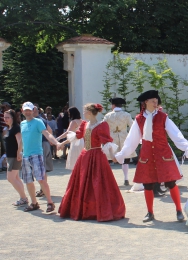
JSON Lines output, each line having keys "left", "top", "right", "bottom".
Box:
{"left": 94, "top": 103, "right": 103, "bottom": 112}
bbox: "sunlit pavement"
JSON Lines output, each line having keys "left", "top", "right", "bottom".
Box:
{"left": 0, "top": 157, "right": 188, "bottom": 260}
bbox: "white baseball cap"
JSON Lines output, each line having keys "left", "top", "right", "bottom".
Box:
{"left": 22, "top": 101, "right": 34, "bottom": 111}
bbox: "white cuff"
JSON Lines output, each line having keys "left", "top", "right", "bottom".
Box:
{"left": 185, "top": 149, "right": 188, "bottom": 158}
{"left": 115, "top": 153, "right": 124, "bottom": 164}
{"left": 67, "top": 131, "right": 84, "bottom": 147}
{"left": 67, "top": 131, "right": 76, "bottom": 142}
{"left": 102, "top": 142, "right": 118, "bottom": 158}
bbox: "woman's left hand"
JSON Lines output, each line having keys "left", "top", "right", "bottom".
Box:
{"left": 112, "top": 157, "right": 118, "bottom": 163}
{"left": 109, "top": 147, "right": 117, "bottom": 162}
{"left": 17, "top": 152, "right": 22, "bottom": 161}
{"left": 60, "top": 143, "right": 65, "bottom": 150}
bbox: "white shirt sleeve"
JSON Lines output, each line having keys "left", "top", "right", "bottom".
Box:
{"left": 165, "top": 117, "right": 188, "bottom": 154}
{"left": 103, "top": 115, "right": 107, "bottom": 122}
{"left": 115, "top": 120, "right": 141, "bottom": 164}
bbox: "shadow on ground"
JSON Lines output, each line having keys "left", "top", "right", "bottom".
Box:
{"left": 14, "top": 206, "right": 188, "bottom": 234}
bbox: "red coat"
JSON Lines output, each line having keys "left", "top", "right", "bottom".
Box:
{"left": 133, "top": 111, "right": 181, "bottom": 184}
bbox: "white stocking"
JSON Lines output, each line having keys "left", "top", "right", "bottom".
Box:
{"left": 122, "top": 164, "right": 129, "bottom": 180}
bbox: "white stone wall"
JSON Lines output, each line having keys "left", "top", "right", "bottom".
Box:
{"left": 58, "top": 43, "right": 114, "bottom": 121}
{"left": 59, "top": 41, "right": 188, "bottom": 122}
{"left": 74, "top": 45, "right": 113, "bottom": 119}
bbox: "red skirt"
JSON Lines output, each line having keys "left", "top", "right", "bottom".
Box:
{"left": 58, "top": 148, "right": 125, "bottom": 222}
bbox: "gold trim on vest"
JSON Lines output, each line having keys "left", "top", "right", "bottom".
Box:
{"left": 139, "top": 158, "right": 148, "bottom": 163}
{"left": 162, "top": 155, "right": 174, "bottom": 161}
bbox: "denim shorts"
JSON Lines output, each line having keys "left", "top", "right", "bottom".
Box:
{"left": 21, "top": 155, "right": 45, "bottom": 183}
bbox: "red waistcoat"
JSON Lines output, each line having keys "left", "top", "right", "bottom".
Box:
{"left": 133, "top": 111, "right": 181, "bottom": 183}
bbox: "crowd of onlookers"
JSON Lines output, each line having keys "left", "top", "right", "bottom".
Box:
{"left": 0, "top": 102, "right": 12, "bottom": 171}
{"left": 0, "top": 100, "right": 71, "bottom": 212}
{"left": 0, "top": 101, "right": 70, "bottom": 166}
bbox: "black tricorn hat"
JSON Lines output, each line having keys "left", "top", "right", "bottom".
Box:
{"left": 137, "top": 90, "right": 160, "bottom": 102}
{"left": 109, "top": 97, "right": 126, "bottom": 105}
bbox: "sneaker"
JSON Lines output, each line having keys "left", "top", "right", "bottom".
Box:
{"left": 13, "top": 198, "right": 29, "bottom": 206}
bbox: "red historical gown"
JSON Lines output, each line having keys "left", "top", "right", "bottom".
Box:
{"left": 58, "top": 121, "right": 125, "bottom": 222}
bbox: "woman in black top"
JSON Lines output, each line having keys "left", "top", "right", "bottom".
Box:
{"left": 4, "top": 109, "right": 28, "bottom": 206}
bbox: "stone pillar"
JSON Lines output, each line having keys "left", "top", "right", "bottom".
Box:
{"left": 56, "top": 35, "right": 114, "bottom": 118}
{"left": 0, "top": 38, "right": 11, "bottom": 71}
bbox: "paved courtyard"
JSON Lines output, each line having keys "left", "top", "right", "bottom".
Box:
{"left": 0, "top": 157, "right": 188, "bottom": 260}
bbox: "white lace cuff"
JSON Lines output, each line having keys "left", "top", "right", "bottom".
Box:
{"left": 102, "top": 142, "right": 118, "bottom": 158}
{"left": 67, "top": 131, "right": 84, "bottom": 147}
{"left": 67, "top": 131, "right": 76, "bottom": 142}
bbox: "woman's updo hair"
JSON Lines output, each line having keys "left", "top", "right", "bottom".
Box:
{"left": 84, "top": 103, "right": 103, "bottom": 115}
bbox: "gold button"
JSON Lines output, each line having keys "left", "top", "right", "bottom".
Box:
{"left": 152, "top": 146, "right": 154, "bottom": 148}
{"left": 155, "top": 168, "right": 156, "bottom": 169}
{"left": 154, "top": 160, "right": 155, "bottom": 162}
{"left": 153, "top": 154, "right": 154, "bottom": 155}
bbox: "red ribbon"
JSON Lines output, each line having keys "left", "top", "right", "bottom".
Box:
{"left": 94, "top": 103, "right": 103, "bottom": 112}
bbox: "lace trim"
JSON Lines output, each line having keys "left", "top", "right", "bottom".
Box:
{"left": 84, "top": 121, "right": 101, "bottom": 150}
{"left": 86, "top": 121, "right": 101, "bottom": 130}
{"left": 84, "top": 128, "right": 92, "bottom": 150}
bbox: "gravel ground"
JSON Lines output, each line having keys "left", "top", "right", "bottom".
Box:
{"left": 0, "top": 158, "right": 188, "bottom": 260}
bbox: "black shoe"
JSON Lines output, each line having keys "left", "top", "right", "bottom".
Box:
{"left": 154, "top": 191, "right": 166, "bottom": 197}
{"left": 124, "top": 180, "right": 129, "bottom": 186}
{"left": 143, "top": 212, "right": 154, "bottom": 222}
{"left": 54, "top": 155, "right": 59, "bottom": 160}
{"left": 177, "top": 210, "right": 184, "bottom": 221}
{"left": 153, "top": 182, "right": 168, "bottom": 194}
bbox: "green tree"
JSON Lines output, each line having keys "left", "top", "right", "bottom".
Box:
{"left": 61, "top": 0, "right": 188, "bottom": 54}
{"left": 0, "top": 43, "right": 68, "bottom": 115}
{"left": 1, "top": 0, "right": 188, "bottom": 54}
{"left": 99, "top": 70, "right": 114, "bottom": 114}
{"left": 124, "top": 0, "right": 188, "bottom": 53}
{"left": 0, "top": 0, "right": 77, "bottom": 51}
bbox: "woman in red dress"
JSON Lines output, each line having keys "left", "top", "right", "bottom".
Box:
{"left": 58, "top": 103, "right": 125, "bottom": 221}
